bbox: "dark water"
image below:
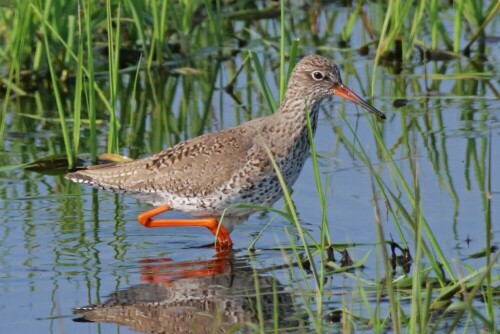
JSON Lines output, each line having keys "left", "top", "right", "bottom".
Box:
{"left": 1, "top": 3, "right": 499, "bottom": 334}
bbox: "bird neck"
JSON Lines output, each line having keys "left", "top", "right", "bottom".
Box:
{"left": 276, "top": 94, "right": 321, "bottom": 135}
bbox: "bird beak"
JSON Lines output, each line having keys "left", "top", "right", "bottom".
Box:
{"left": 333, "top": 84, "right": 386, "bottom": 119}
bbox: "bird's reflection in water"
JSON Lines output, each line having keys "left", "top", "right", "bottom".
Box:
{"left": 74, "top": 251, "right": 302, "bottom": 333}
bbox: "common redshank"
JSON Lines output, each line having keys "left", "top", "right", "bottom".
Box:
{"left": 66, "top": 55, "right": 385, "bottom": 249}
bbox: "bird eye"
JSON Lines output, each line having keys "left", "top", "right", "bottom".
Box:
{"left": 312, "top": 71, "right": 324, "bottom": 80}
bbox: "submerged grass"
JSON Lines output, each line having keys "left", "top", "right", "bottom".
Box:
{"left": 0, "top": 0, "right": 498, "bottom": 333}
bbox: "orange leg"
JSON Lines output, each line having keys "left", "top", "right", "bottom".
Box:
{"left": 137, "top": 205, "right": 233, "bottom": 250}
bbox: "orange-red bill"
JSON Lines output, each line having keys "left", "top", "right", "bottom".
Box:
{"left": 333, "top": 84, "right": 386, "bottom": 119}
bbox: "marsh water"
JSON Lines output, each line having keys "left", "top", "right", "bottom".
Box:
{"left": 1, "top": 2, "right": 499, "bottom": 333}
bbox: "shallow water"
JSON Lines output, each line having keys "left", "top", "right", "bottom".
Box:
{"left": 1, "top": 2, "right": 500, "bottom": 334}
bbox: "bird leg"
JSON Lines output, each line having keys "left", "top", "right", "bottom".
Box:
{"left": 137, "top": 205, "right": 233, "bottom": 250}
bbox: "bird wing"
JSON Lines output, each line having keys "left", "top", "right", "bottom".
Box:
{"left": 67, "top": 120, "right": 265, "bottom": 197}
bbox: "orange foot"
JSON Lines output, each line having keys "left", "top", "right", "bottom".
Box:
{"left": 137, "top": 205, "right": 233, "bottom": 250}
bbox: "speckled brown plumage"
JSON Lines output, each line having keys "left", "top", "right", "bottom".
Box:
{"left": 66, "top": 55, "right": 385, "bottom": 245}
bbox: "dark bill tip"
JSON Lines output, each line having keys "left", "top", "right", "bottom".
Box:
{"left": 333, "top": 85, "right": 386, "bottom": 120}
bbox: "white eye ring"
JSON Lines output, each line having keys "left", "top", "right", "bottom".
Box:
{"left": 312, "top": 71, "right": 324, "bottom": 80}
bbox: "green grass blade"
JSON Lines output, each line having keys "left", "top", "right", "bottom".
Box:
{"left": 106, "top": 0, "right": 120, "bottom": 154}
{"left": 287, "top": 39, "right": 299, "bottom": 80}
{"left": 250, "top": 50, "right": 277, "bottom": 112}
{"left": 83, "top": 0, "right": 97, "bottom": 162}
{"left": 38, "top": 0, "right": 73, "bottom": 167}
{"left": 72, "top": 3, "right": 84, "bottom": 159}
{"left": 279, "top": 0, "right": 286, "bottom": 102}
